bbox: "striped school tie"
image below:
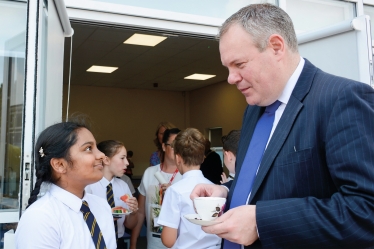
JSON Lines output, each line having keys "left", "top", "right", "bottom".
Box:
{"left": 107, "top": 183, "right": 118, "bottom": 239}
{"left": 80, "top": 201, "right": 107, "bottom": 249}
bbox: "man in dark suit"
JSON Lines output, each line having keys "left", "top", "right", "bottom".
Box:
{"left": 191, "top": 3, "right": 374, "bottom": 248}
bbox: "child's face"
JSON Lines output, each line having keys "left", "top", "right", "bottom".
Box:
{"left": 65, "top": 128, "right": 105, "bottom": 186}
{"left": 107, "top": 146, "right": 129, "bottom": 177}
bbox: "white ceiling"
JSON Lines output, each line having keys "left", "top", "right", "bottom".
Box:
{"left": 63, "top": 23, "right": 228, "bottom": 91}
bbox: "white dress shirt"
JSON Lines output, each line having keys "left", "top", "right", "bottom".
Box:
{"left": 268, "top": 57, "right": 305, "bottom": 146}
{"left": 158, "top": 170, "right": 221, "bottom": 249}
{"left": 15, "top": 184, "right": 116, "bottom": 249}
{"left": 138, "top": 164, "right": 183, "bottom": 249}
{"left": 85, "top": 177, "right": 133, "bottom": 238}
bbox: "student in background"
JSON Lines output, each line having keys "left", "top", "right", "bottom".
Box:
{"left": 158, "top": 128, "right": 221, "bottom": 249}
{"left": 131, "top": 128, "right": 182, "bottom": 249}
{"left": 16, "top": 121, "right": 116, "bottom": 249}
{"left": 86, "top": 140, "right": 138, "bottom": 249}
{"left": 220, "top": 130, "right": 241, "bottom": 184}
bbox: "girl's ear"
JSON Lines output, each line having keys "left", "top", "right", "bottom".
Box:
{"left": 50, "top": 158, "right": 68, "bottom": 174}
{"left": 103, "top": 156, "right": 110, "bottom": 166}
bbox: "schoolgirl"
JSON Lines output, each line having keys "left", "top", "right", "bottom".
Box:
{"left": 85, "top": 140, "right": 138, "bottom": 249}
{"left": 15, "top": 121, "right": 116, "bottom": 249}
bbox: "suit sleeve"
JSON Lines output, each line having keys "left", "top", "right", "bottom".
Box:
{"left": 255, "top": 82, "right": 374, "bottom": 248}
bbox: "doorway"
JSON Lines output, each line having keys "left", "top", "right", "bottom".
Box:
{"left": 62, "top": 23, "right": 246, "bottom": 177}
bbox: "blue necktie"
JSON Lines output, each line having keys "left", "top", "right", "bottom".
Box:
{"left": 80, "top": 201, "right": 107, "bottom": 249}
{"left": 107, "top": 183, "right": 118, "bottom": 240}
{"left": 224, "top": 100, "right": 281, "bottom": 249}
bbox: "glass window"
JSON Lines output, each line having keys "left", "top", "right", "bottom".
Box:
{"left": 0, "top": 0, "right": 27, "bottom": 212}
{"left": 364, "top": 5, "right": 374, "bottom": 39}
{"left": 88, "top": 0, "right": 277, "bottom": 19}
{"left": 286, "top": 0, "right": 356, "bottom": 34}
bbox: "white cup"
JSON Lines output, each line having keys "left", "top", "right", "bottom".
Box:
{"left": 193, "top": 197, "right": 226, "bottom": 221}
{"left": 154, "top": 171, "right": 167, "bottom": 184}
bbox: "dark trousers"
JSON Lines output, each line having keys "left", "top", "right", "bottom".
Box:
{"left": 117, "top": 237, "right": 127, "bottom": 249}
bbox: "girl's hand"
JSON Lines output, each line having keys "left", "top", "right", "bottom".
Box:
{"left": 126, "top": 197, "right": 138, "bottom": 213}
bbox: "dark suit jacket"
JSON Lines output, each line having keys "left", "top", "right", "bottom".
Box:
{"left": 226, "top": 59, "right": 374, "bottom": 248}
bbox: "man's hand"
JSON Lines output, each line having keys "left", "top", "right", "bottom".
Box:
{"left": 202, "top": 205, "right": 258, "bottom": 246}
{"left": 190, "top": 183, "right": 229, "bottom": 199}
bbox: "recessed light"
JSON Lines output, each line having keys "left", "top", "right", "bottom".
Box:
{"left": 184, "top": 74, "right": 216, "bottom": 80}
{"left": 124, "top": 34, "right": 167, "bottom": 47}
{"left": 87, "top": 66, "right": 118, "bottom": 73}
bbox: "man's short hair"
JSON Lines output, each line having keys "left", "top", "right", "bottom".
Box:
{"left": 218, "top": 3, "right": 298, "bottom": 53}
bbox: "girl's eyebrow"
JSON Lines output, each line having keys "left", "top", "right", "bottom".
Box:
{"left": 80, "top": 141, "right": 94, "bottom": 147}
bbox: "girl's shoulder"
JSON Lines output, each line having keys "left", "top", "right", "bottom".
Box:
{"left": 113, "top": 177, "right": 130, "bottom": 190}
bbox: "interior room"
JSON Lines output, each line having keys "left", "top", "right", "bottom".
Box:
{"left": 62, "top": 22, "right": 247, "bottom": 177}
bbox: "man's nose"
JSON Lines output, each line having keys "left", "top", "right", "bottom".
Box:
{"left": 227, "top": 71, "right": 242, "bottom": 85}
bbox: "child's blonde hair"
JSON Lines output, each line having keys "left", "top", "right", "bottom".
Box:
{"left": 173, "top": 128, "right": 205, "bottom": 166}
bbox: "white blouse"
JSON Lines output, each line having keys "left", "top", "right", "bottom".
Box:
{"left": 15, "top": 184, "right": 116, "bottom": 249}
{"left": 86, "top": 177, "right": 133, "bottom": 238}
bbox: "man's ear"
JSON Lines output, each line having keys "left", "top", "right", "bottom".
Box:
{"left": 50, "top": 158, "right": 68, "bottom": 174}
{"left": 268, "top": 34, "right": 285, "bottom": 56}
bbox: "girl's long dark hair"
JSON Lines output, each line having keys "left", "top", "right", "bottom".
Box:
{"left": 27, "top": 121, "right": 88, "bottom": 208}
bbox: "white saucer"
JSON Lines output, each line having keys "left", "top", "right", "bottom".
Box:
{"left": 184, "top": 214, "right": 222, "bottom": 226}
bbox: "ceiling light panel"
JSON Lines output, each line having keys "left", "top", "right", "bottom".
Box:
{"left": 87, "top": 65, "right": 118, "bottom": 73}
{"left": 184, "top": 74, "right": 216, "bottom": 80}
{"left": 124, "top": 34, "right": 167, "bottom": 46}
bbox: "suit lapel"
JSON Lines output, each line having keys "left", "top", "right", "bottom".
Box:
{"left": 248, "top": 59, "right": 318, "bottom": 203}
